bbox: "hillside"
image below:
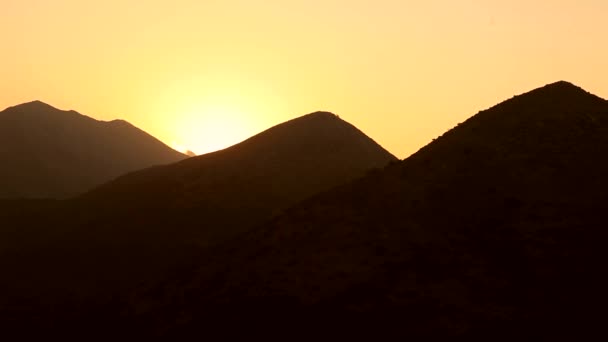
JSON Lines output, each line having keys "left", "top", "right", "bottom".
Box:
{"left": 0, "top": 101, "right": 186, "bottom": 198}
{"left": 123, "top": 81, "right": 608, "bottom": 339}
{"left": 0, "top": 111, "right": 396, "bottom": 336}
{"left": 64, "top": 111, "right": 397, "bottom": 250}
{"left": 82, "top": 111, "right": 396, "bottom": 228}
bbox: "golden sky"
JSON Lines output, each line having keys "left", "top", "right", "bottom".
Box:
{"left": 1, "top": 0, "right": 607, "bottom": 157}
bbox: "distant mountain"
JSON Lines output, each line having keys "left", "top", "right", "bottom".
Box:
{"left": 0, "top": 101, "right": 186, "bottom": 198}
{"left": 123, "top": 82, "right": 608, "bottom": 339}
{"left": 0, "top": 110, "right": 396, "bottom": 336}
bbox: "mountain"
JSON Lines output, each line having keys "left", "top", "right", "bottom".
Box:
{"left": 121, "top": 82, "right": 608, "bottom": 339}
{"left": 0, "top": 110, "right": 397, "bottom": 336}
{"left": 0, "top": 101, "right": 186, "bottom": 199}
{"left": 63, "top": 111, "right": 396, "bottom": 251}
{"left": 82, "top": 111, "right": 396, "bottom": 228}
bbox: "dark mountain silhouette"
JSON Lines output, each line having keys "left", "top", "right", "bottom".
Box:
{"left": 0, "top": 111, "right": 396, "bottom": 337}
{"left": 0, "top": 101, "right": 186, "bottom": 199}
{"left": 83, "top": 111, "right": 395, "bottom": 218}
{"left": 113, "top": 81, "right": 608, "bottom": 339}
{"left": 67, "top": 111, "right": 396, "bottom": 249}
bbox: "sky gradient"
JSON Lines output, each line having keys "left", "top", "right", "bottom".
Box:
{"left": 2, "top": 0, "right": 607, "bottom": 157}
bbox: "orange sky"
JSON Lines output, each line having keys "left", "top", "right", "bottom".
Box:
{"left": 1, "top": 0, "right": 607, "bottom": 157}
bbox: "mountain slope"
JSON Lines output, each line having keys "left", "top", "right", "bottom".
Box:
{"left": 0, "top": 101, "right": 185, "bottom": 198}
{"left": 0, "top": 111, "right": 397, "bottom": 335}
{"left": 58, "top": 111, "right": 396, "bottom": 276}
{"left": 126, "top": 81, "right": 608, "bottom": 339}
{"left": 83, "top": 111, "right": 395, "bottom": 221}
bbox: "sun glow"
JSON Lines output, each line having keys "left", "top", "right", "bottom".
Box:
{"left": 172, "top": 101, "right": 256, "bottom": 156}
{"left": 157, "top": 77, "right": 290, "bottom": 157}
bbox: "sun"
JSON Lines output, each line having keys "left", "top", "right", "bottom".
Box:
{"left": 157, "top": 75, "right": 289, "bottom": 156}
{"left": 173, "top": 101, "right": 255, "bottom": 156}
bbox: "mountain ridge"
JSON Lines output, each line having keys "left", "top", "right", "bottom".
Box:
{"left": 0, "top": 101, "right": 186, "bottom": 199}
{"left": 83, "top": 109, "right": 396, "bottom": 206}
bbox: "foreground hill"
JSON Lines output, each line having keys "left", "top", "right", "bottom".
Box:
{"left": 0, "top": 101, "right": 186, "bottom": 198}
{"left": 125, "top": 82, "right": 608, "bottom": 339}
{"left": 0, "top": 111, "right": 396, "bottom": 335}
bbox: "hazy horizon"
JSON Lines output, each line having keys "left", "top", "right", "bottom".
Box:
{"left": 2, "top": 0, "right": 607, "bottom": 158}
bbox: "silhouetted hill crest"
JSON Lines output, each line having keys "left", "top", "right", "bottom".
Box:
{"left": 4, "top": 100, "right": 56, "bottom": 112}
{"left": 307, "top": 110, "right": 338, "bottom": 117}
{"left": 406, "top": 80, "right": 607, "bottom": 160}
{"left": 203, "top": 110, "right": 386, "bottom": 159}
{"left": 484, "top": 81, "right": 605, "bottom": 115}
{"left": 1, "top": 100, "right": 100, "bottom": 124}
{"left": 0, "top": 101, "right": 185, "bottom": 198}
{"left": 86, "top": 109, "right": 397, "bottom": 208}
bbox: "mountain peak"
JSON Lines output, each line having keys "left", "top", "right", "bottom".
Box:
{"left": 511, "top": 80, "right": 603, "bottom": 104}
{"left": 291, "top": 111, "right": 339, "bottom": 123}
{"left": 21, "top": 100, "right": 52, "bottom": 107}
{"left": 408, "top": 81, "right": 608, "bottom": 167}
{"left": 546, "top": 80, "right": 576, "bottom": 87}
{"left": 308, "top": 111, "right": 337, "bottom": 117}
{"left": 535, "top": 80, "right": 587, "bottom": 94}
{"left": 5, "top": 100, "right": 59, "bottom": 112}
{"left": 225, "top": 110, "right": 389, "bottom": 158}
{"left": 462, "top": 81, "right": 606, "bottom": 128}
